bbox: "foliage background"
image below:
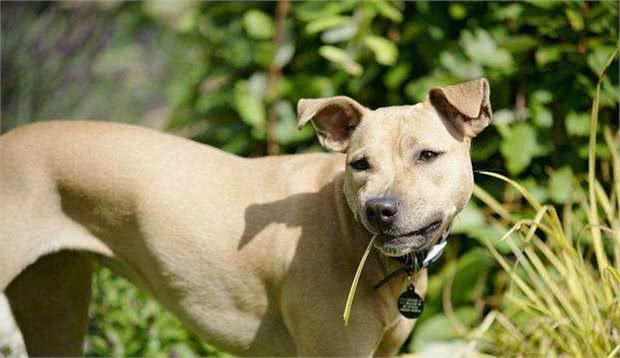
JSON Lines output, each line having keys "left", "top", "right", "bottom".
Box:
{"left": 1, "top": 1, "right": 618, "bottom": 356}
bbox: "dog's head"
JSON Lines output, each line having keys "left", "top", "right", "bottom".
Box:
{"left": 297, "top": 79, "right": 492, "bottom": 257}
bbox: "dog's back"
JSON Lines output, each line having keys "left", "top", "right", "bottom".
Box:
{"left": 1, "top": 121, "right": 240, "bottom": 287}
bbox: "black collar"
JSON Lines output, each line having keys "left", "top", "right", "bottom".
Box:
{"left": 373, "top": 239, "right": 448, "bottom": 290}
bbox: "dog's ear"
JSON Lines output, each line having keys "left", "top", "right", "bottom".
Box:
{"left": 297, "top": 96, "right": 368, "bottom": 152}
{"left": 428, "top": 78, "right": 492, "bottom": 138}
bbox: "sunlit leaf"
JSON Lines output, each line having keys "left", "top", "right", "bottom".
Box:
{"left": 535, "top": 46, "right": 562, "bottom": 66}
{"left": 461, "top": 29, "right": 513, "bottom": 70}
{"left": 548, "top": 166, "right": 574, "bottom": 203}
{"left": 440, "top": 51, "right": 483, "bottom": 79}
{"left": 274, "top": 100, "right": 314, "bottom": 145}
{"left": 373, "top": 0, "right": 403, "bottom": 22}
{"left": 530, "top": 104, "right": 553, "bottom": 128}
{"left": 566, "top": 111, "right": 591, "bottom": 137}
{"left": 410, "top": 308, "right": 478, "bottom": 352}
{"left": 500, "top": 124, "right": 547, "bottom": 175}
{"left": 321, "top": 23, "right": 358, "bottom": 43}
{"left": 233, "top": 81, "right": 266, "bottom": 132}
{"left": 318, "top": 45, "right": 363, "bottom": 75}
{"left": 565, "top": 8, "right": 584, "bottom": 31}
{"left": 449, "top": 4, "right": 467, "bottom": 20}
{"left": 305, "top": 16, "right": 350, "bottom": 35}
{"left": 364, "top": 35, "right": 398, "bottom": 65}
{"left": 243, "top": 9, "right": 274, "bottom": 40}
{"left": 384, "top": 63, "right": 411, "bottom": 89}
{"left": 587, "top": 46, "right": 618, "bottom": 75}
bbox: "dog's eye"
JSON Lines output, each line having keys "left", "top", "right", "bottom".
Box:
{"left": 418, "top": 150, "right": 442, "bottom": 162}
{"left": 350, "top": 157, "right": 370, "bottom": 171}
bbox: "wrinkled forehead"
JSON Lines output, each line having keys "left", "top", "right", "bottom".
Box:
{"left": 348, "top": 103, "right": 460, "bottom": 151}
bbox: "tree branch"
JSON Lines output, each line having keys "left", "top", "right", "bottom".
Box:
{"left": 265, "top": 0, "right": 290, "bottom": 155}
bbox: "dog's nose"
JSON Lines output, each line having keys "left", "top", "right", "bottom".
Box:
{"left": 366, "top": 197, "right": 399, "bottom": 229}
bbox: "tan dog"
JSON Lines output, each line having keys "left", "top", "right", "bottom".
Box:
{"left": 0, "top": 78, "right": 491, "bottom": 356}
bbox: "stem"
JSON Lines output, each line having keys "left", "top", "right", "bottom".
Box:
{"left": 588, "top": 46, "right": 618, "bottom": 303}
{"left": 266, "top": 0, "right": 290, "bottom": 155}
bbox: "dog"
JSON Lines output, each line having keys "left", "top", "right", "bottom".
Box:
{"left": 0, "top": 78, "right": 491, "bottom": 356}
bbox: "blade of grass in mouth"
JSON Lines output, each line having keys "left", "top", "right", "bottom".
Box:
{"left": 343, "top": 234, "right": 377, "bottom": 326}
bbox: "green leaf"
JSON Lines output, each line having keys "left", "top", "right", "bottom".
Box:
{"left": 530, "top": 89, "right": 553, "bottom": 104}
{"left": 460, "top": 28, "right": 513, "bottom": 70}
{"left": 522, "top": 177, "right": 549, "bottom": 203}
{"left": 319, "top": 45, "right": 362, "bottom": 75}
{"left": 492, "top": 109, "right": 516, "bottom": 126}
{"left": 503, "top": 35, "right": 538, "bottom": 53}
{"left": 587, "top": 46, "right": 617, "bottom": 75}
{"left": 565, "top": 8, "right": 584, "bottom": 31}
{"left": 450, "top": 249, "right": 493, "bottom": 303}
{"left": 305, "top": 16, "right": 351, "bottom": 35}
{"left": 322, "top": 23, "right": 358, "bottom": 43}
{"left": 274, "top": 101, "right": 315, "bottom": 145}
{"left": 530, "top": 104, "right": 553, "bottom": 128}
{"left": 452, "top": 201, "right": 486, "bottom": 235}
{"left": 500, "top": 123, "right": 546, "bottom": 175}
{"left": 410, "top": 307, "right": 478, "bottom": 352}
{"left": 565, "top": 111, "right": 590, "bottom": 137}
{"left": 256, "top": 42, "right": 276, "bottom": 68}
{"left": 143, "top": 1, "right": 198, "bottom": 33}
{"left": 492, "top": 3, "right": 523, "bottom": 21}
{"left": 452, "top": 202, "right": 512, "bottom": 253}
{"left": 295, "top": 1, "right": 356, "bottom": 22}
{"left": 372, "top": 0, "right": 403, "bottom": 22}
{"left": 535, "top": 46, "right": 562, "bottom": 66}
{"left": 524, "top": 0, "right": 560, "bottom": 9}
{"left": 404, "top": 71, "right": 452, "bottom": 102}
{"left": 384, "top": 63, "right": 411, "bottom": 89}
{"left": 449, "top": 4, "right": 467, "bottom": 20}
{"left": 426, "top": 249, "right": 494, "bottom": 318}
{"left": 472, "top": 134, "right": 500, "bottom": 161}
{"left": 233, "top": 81, "right": 266, "bottom": 133}
{"left": 274, "top": 42, "right": 295, "bottom": 68}
{"left": 364, "top": 35, "right": 399, "bottom": 65}
{"left": 548, "top": 166, "right": 574, "bottom": 203}
{"left": 470, "top": 223, "right": 513, "bottom": 254}
{"left": 439, "top": 51, "right": 483, "bottom": 79}
{"left": 242, "top": 10, "right": 274, "bottom": 40}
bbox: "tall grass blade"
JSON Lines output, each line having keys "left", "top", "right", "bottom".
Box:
{"left": 587, "top": 47, "right": 618, "bottom": 292}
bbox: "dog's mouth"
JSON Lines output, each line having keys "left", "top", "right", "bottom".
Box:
{"left": 375, "top": 219, "right": 450, "bottom": 257}
{"left": 396, "top": 220, "right": 443, "bottom": 238}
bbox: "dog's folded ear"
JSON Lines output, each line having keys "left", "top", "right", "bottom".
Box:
{"left": 297, "top": 96, "right": 368, "bottom": 152}
{"left": 428, "top": 78, "right": 492, "bottom": 138}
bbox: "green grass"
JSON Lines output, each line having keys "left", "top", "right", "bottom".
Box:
{"left": 467, "top": 48, "right": 620, "bottom": 357}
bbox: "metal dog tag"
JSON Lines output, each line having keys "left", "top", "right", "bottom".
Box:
{"left": 397, "top": 284, "right": 424, "bottom": 319}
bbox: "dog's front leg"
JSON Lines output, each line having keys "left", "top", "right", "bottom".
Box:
{"left": 282, "top": 293, "right": 386, "bottom": 356}
{"left": 373, "top": 317, "right": 415, "bottom": 357}
{"left": 291, "top": 319, "right": 384, "bottom": 356}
